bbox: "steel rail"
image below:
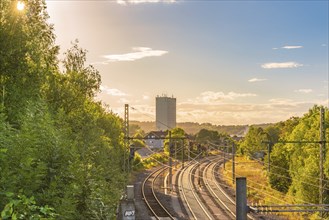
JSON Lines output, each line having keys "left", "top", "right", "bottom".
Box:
{"left": 212, "top": 159, "right": 257, "bottom": 220}
{"left": 188, "top": 159, "right": 213, "bottom": 219}
{"left": 203, "top": 161, "right": 236, "bottom": 219}
{"left": 142, "top": 166, "right": 175, "bottom": 219}
{"left": 211, "top": 161, "right": 235, "bottom": 204}
{"left": 179, "top": 161, "right": 198, "bottom": 220}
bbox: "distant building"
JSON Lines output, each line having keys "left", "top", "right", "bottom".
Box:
{"left": 156, "top": 95, "right": 176, "bottom": 131}
{"left": 144, "top": 131, "right": 168, "bottom": 149}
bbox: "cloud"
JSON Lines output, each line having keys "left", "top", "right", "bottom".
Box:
{"left": 248, "top": 78, "right": 267, "bottom": 83}
{"left": 102, "top": 47, "right": 168, "bottom": 62}
{"left": 117, "top": 0, "right": 176, "bottom": 5}
{"left": 261, "top": 62, "right": 303, "bottom": 69}
{"left": 187, "top": 91, "right": 257, "bottom": 105}
{"left": 100, "top": 93, "right": 327, "bottom": 125}
{"left": 118, "top": 98, "right": 130, "bottom": 103}
{"left": 269, "top": 98, "right": 294, "bottom": 104}
{"left": 294, "top": 89, "right": 313, "bottom": 94}
{"left": 143, "top": 95, "right": 150, "bottom": 100}
{"left": 100, "top": 85, "right": 127, "bottom": 96}
{"left": 272, "top": 45, "right": 303, "bottom": 50}
{"left": 321, "top": 44, "right": 327, "bottom": 47}
{"left": 176, "top": 100, "right": 319, "bottom": 125}
{"left": 281, "top": 45, "right": 303, "bottom": 49}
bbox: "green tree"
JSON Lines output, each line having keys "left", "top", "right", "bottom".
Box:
{"left": 1, "top": 1, "right": 127, "bottom": 218}
{"left": 131, "top": 132, "right": 146, "bottom": 149}
{"left": 286, "top": 106, "right": 328, "bottom": 204}
{"left": 196, "top": 128, "right": 219, "bottom": 144}
{"left": 163, "top": 128, "right": 187, "bottom": 160}
{"left": 0, "top": 0, "right": 59, "bottom": 125}
{"left": 268, "top": 106, "right": 329, "bottom": 207}
{"left": 268, "top": 117, "right": 300, "bottom": 193}
{"left": 268, "top": 143, "right": 292, "bottom": 193}
{"left": 45, "top": 40, "right": 100, "bottom": 115}
{"left": 239, "top": 126, "right": 267, "bottom": 158}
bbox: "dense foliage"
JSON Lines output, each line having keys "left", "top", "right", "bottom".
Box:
{"left": 163, "top": 127, "right": 187, "bottom": 160}
{"left": 239, "top": 106, "right": 329, "bottom": 212}
{"left": 0, "top": 0, "right": 126, "bottom": 218}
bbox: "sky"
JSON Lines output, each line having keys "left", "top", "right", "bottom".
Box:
{"left": 45, "top": 0, "right": 328, "bottom": 125}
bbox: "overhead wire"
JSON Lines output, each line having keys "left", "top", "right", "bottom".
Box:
{"left": 206, "top": 144, "right": 313, "bottom": 204}
{"left": 207, "top": 140, "right": 329, "bottom": 189}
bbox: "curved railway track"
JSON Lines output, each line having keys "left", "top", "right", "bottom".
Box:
{"left": 141, "top": 156, "right": 256, "bottom": 220}
{"left": 142, "top": 166, "right": 175, "bottom": 219}
{"left": 211, "top": 158, "right": 256, "bottom": 220}
{"left": 178, "top": 156, "right": 235, "bottom": 219}
{"left": 178, "top": 155, "right": 257, "bottom": 220}
{"left": 203, "top": 160, "right": 236, "bottom": 219}
{"left": 179, "top": 160, "right": 211, "bottom": 219}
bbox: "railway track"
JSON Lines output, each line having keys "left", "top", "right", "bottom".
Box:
{"left": 142, "top": 166, "right": 175, "bottom": 219}
{"left": 203, "top": 160, "right": 236, "bottom": 219}
{"left": 178, "top": 156, "right": 235, "bottom": 219}
{"left": 179, "top": 160, "right": 211, "bottom": 219}
{"left": 141, "top": 156, "right": 257, "bottom": 220}
{"left": 211, "top": 158, "right": 256, "bottom": 220}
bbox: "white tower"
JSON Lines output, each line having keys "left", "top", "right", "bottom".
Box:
{"left": 156, "top": 95, "right": 176, "bottom": 131}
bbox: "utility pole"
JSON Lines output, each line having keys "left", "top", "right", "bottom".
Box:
{"left": 124, "top": 104, "right": 129, "bottom": 173}
{"left": 320, "top": 107, "right": 326, "bottom": 210}
{"left": 232, "top": 143, "right": 235, "bottom": 184}
{"left": 268, "top": 142, "right": 271, "bottom": 173}
{"left": 175, "top": 141, "right": 177, "bottom": 167}
{"left": 188, "top": 141, "right": 191, "bottom": 162}
{"left": 169, "top": 131, "right": 172, "bottom": 193}
{"left": 182, "top": 140, "right": 185, "bottom": 168}
{"left": 223, "top": 145, "right": 226, "bottom": 170}
{"left": 198, "top": 144, "right": 201, "bottom": 186}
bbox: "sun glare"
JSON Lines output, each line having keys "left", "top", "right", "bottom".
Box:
{"left": 17, "top": 1, "right": 25, "bottom": 11}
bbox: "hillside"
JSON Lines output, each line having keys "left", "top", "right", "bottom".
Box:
{"left": 130, "top": 121, "right": 273, "bottom": 136}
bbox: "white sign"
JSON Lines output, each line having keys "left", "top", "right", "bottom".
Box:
{"left": 124, "top": 210, "right": 135, "bottom": 217}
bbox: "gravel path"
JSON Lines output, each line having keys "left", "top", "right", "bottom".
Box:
{"left": 131, "top": 169, "right": 153, "bottom": 220}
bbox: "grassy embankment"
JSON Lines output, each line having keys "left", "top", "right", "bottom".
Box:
{"left": 221, "top": 156, "right": 316, "bottom": 220}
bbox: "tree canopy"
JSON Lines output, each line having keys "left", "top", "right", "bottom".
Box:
{"left": 0, "top": 1, "right": 127, "bottom": 218}
{"left": 238, "top": 106, "right": 329, "bottom": 209}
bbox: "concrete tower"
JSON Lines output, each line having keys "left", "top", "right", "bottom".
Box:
{"left": 156, "top": 95, "right": 176, "bottom": 131}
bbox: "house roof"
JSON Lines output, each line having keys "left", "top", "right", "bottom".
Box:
{"left": 144, "top": 130, "right": 168, "bottom": 139}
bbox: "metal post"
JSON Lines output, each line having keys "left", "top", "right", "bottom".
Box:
{"left": 236, "top": 177, "right": 247, "bottom": 220}
{"left": 169, "top": 131, "right": 172, "bottom": 192}
{"left": 268, "top": 142, "right": 271, "bottom": 173}
{"left": 182, "top": 141, "right": 185, "bottom": 168}
{"left": 188, "top": 142, "right": 191, "bottom": 161}
{"left": 198, "top": 145, "right": 201, "bottom": 186}
{"left": 320, "top": 107, "right": 326, "bottom": 207}
{"left": 175, "top": 141, "right": 177, "bottom": 167}
{"left": 124, "top": 104, "right": 129, "bottom": 173}
{"left": 223, "top": 145, "right": 226, "bottom": 170}
{"left": 232, "top": 143, "right": 235, "bottom": 184}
